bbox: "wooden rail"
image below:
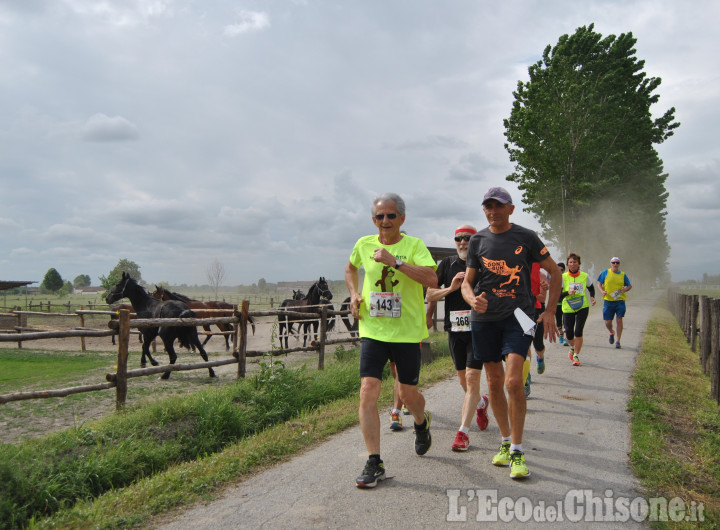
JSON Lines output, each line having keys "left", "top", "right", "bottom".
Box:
{"left": 667, "top": 288, "right": 720, "bottom": 404}
{"left": 0, "top": 302, "right": 359, "bottom": 408}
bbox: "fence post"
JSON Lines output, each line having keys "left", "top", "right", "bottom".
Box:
{"left": 700, "top": 296, "right": 711, "bottom": 373}
{"left": 318, "top": 305, "right": 327, "bottom": 370}
{"left": 79, "top": 305, "right": 86, "bottom": 352}
{"left": 690, "top": 295, "right": 699, "bottom": 351}
{"left": 232, "top": 304, "right": 239, "bottom": 361}
{"left": 237, "top": 300, "right": 249, "bottom": 378}
{"left": 15, "top": 309, "right": 23, "bottom": 349}
{"left": 711, "top": 299, "right": 720, "bottom": 405}
{"left": 116, "top": 309, "right": 130, "bottom": 410}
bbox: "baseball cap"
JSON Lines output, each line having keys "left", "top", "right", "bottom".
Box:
{"left": 482, "top": 187, "right": 513, "bottom": 205}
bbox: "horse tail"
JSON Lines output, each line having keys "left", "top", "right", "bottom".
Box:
{"left": 177, "top": 309, "right": 197, "bottom": 350}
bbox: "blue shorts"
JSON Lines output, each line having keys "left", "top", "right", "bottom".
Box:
{"left": 603, "top": 300, "right": 627, "bottom": 321}
{"left": 360, "top": 338, "right": 421, "bottom": 385}
{"left": 470, "top": 315, "right": 533, "bottom": 364}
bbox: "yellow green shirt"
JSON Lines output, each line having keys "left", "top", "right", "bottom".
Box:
{"left": 349, "top": 234, "right": 436, "bottom": 342}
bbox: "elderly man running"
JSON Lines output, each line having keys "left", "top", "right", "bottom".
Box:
{"left": 345, "top": 192, "right": 437, "bottom": 488}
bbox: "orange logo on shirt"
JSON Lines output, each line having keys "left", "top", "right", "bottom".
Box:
{"left": 514, "top": 246, "right": 523, "bottom": 254}
{"left": 540, "top": 246, "right": 549, "bottom": 255}
{"left": 482, "top": 257, "right": 522, "bottom": 288}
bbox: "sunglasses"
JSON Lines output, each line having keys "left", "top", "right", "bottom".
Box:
{"left": 611, "top": 261, "right": 620, "bottom": 264}
{"left": 454, "top": 235, "right": 472, "bottom": 242}
{"left": 374, "top": 213, "right": 398, "bottom": 220}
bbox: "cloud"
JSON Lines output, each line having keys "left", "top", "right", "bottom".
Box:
{"left": 82, "top": 114, "right": 139, "bottom": 142}
{"left": 223, "top": 10, "right": 270, "bottom": 37}
{"left": 61, "top": 0, "right": 173, "bottom": 27}
{"left": 385, "top": 135, "right": 469, "bottom": 152}
{"left": 448, "top": 153, "right": 498, "bottom": 182}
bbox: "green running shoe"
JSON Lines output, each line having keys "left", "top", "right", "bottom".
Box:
{"left": 492, "top": 440, "right": 512, "bottom": 466}
{"left": 536, "top": 355, "right": 545, "bottom": 374}
{"left": 509, "top": 450, "right": 530, "bottom": 479}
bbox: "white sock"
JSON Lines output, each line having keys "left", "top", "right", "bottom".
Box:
{"left": 502, "top": 436, "right": 511, "bottom": 443}
{"left": 510, "top": 443, "right": 523, "bottom": 453}
{"left": 477, "top": 396, "right": 487, "bottom": 409}
{"left": 459, "top": 425, "right": 469, "bottom": 434}
{"left": 392, "top": 408, "right": 401, "bottom": 415}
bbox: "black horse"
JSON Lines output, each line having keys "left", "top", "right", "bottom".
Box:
{"left": 340, "top": 296, "right": 359, "bottom": 337}
{"left": 278, "top": 277, "right": 332, "bottom": 349}
{"left": 295, "top": 296, "right": 338, "bottom": 347}
{"left": 151, "top": 286, "right": 256, "bottom": 351}
{"left": 105, "top": 272, "right": 216, "bottom": 379}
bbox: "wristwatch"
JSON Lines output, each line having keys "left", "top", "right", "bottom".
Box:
{"left": 395, "top": 258, "right": 404, "bottom": 269}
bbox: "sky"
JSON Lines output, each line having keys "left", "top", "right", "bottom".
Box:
{"left": 1, "top": 0, "right": 718, "bottom": 287}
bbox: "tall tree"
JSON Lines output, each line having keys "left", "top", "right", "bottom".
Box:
{"left": 73, "top": 274, "right": 91, "bottom": 287}
{"left": 206, "top": 259, "right": 226, "bottom": 300}
{"left": 99, "top": 259, "right": 143, "bottom": 291}
{"left": 504, "top": 24, "right": 679, "bottom": 281}
{"left": 41, "top": 268, "right": 63, "bottom": 293}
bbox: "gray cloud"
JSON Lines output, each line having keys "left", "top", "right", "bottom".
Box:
{"left": 0, "top": 0, "right": 717, "bottom": 286}
{"left": 82, "top": 114, "right": 139, "bottom": 142}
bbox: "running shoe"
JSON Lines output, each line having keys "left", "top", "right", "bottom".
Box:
{"left": 476, "top": 395, "right": 489, "bottom": 430}
{"left": 559, "top": 336, "right": 566, "bottom": 345}
{"left": 390, "top": 411, "right": 403, "bottom": 431}
{"left": 492, "top": 440, "right": 512, "bottom": 466}
{"left": 509, "top": 450, "right": 530, "bottom": 479}
{"left": 355, "top": 457, "right": 386, "bottom": 488}
{"left": 524, "top": 373, "right": 531, "bottom": 398}
{"left": 569, "top": 348, "right": 575, "bottom": 361}
{"left": 402, "top": 405, "right": 410, "bottom": 415}
{"left": 451, "top": 431, "right": 470, "bottom": 452}
{"left": 562, "top": 337, "right": 570, "bottom": 346}
{"left": 414, "top": 411, "right": 432, "bottom": 455}
{"left": 572, "top": 353, "right": 580, "bottom": 366}
{"left": 536, "top": 355, "right": 545, "bottom": 374}
{"left": 609, "top": 332, "right": 615, "bottom": 345}
{"left": 615, "top": 342, "right": 621, "bottom": 349}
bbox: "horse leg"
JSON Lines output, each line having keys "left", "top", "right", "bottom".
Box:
{"left": 142, "top": 329, "right": 160, "bottom": 367}
{"left": 201, "top": 325, "right": 213, "bottom": 347}
{"left": 222, "top": 324, "right": 233, "bottom": 351}
{"left": 161, "top": 339, "right": 177, "bottom": 380}
{"left": 191, "top": 329, "right": 216, "bottom": 377}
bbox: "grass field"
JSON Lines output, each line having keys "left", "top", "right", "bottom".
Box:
{"left": 0, "top": 350, "right": 113, "bottom": 390}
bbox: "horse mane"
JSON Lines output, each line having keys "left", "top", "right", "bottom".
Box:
{"left": 168, "top": 290, "right": 194, "bottom": 303}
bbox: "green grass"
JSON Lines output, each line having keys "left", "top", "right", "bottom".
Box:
{"left": 0, "top": 350, "right": 113, "bottom": 390}
{"left": 628, "top": 300, "right": 720, "bottom": 528}
{"left": 1, "top": 341, "right": 453, "bottom": 529}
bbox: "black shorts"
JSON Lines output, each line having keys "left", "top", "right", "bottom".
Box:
{"left": 448, "top": 331, "right": 483, "bottom": 371}
{"left": 360, "top": 338, "right": 421, "bottom": 385}
{"left": 471, "top": 315, "right": 533, "bottom": 364}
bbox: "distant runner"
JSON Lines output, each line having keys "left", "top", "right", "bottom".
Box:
{"left": 597, "top": 257, "right": 632, "bottom": 349}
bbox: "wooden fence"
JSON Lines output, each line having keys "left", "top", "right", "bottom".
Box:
{"left": 0, "top": 301, "right": 358, "bottom": 409}
{"left": 667, "top": 288, "right": 720, "bottom": 404}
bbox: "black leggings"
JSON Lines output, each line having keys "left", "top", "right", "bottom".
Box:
{"left": 555, "top": 305, "right": 563, "bottom": 331}
{"left": 563, "top": 307, "right": 589, "bottom": 340}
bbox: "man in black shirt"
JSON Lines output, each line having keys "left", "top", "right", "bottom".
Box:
{"left": 426, "top": 225, "right": 490, "bottom": 453}
{"left": 461, "top": 187, "right": 561, "bottom": 479}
